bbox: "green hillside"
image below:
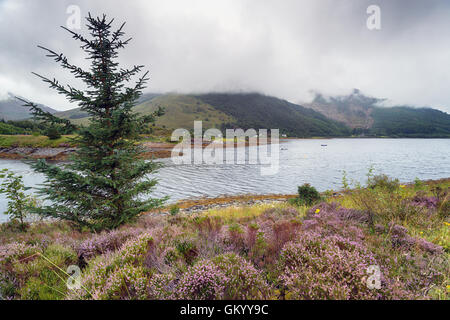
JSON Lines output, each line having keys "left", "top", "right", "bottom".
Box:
{"left": 53, "top": 108, "right": 90, "bottom": 126}
{"left": 133, "top": 94, "right": 236, "bottom": 130}
{"left": 195, "top": 93, "right": 350, "bottom": 137}
{"left": 371, "top": 107, "right": 450, "bottom": 137}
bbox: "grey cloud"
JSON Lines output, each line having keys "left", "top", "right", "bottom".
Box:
{"left": 0, "top": 0, "right": 449, "bottom": 113}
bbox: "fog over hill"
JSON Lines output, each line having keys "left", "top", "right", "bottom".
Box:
{"left": 304, "top": 89, "right": 450, "bottom": 137}
{"left": 0, "top": 93, "right": 57, "bottom": 121}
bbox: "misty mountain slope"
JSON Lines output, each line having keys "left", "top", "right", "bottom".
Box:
{"left": 195, "top": 93, "right": 350, "bottom": 137}
{"left": 306, "top": 89, "right": 376, "bottom": 129}
{"left": 305, "top": 90, "right": 450, "bottom": 137}
{"left": 0, "top": 93, "right": 57, "bottom": 121}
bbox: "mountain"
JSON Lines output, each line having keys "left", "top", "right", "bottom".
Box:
{"left": 57, "top": 92, "right": 350, "bottom": 137}
{"left": 0, "top": 93, "right": 57, "bottom": 121}
{"left": 304, "top": 89, "right": 450, "bottom": 138}
{"left": 55, "top": 90, "right": 450, "bottom": 138}
{"left": 194, "top": 93, "right": 350, "bottom": 137}
{"left": 306, "top": 89, "right": 377, "bottom": 129}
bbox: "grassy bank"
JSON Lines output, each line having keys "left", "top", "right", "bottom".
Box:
{"left": 0, "top": 177, "right": 448, "bottom": 300}
{"left": 0, "top": 135, "right": 77, "bottom": 148}
{"left": 0, "top": 134, "right": 174, "bottom": 149}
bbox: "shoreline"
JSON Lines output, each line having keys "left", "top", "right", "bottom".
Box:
{"left": 2, "top": 177, "right": 449, "bottom": 225}
{"left": 144, "top": 176, "right": 450, "bottom": 216}
{"left": 144, "top": 193, "right": 298, "bottom": 216}
{"left": 0, "top": 138, "right": 285, "bottom": 161}
{"left": 1, "top": 136, "right": 449, "bottom": 161}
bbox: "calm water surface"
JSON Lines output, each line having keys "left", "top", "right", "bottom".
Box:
{"left": 0, "top": 138, "right": 449, "bottom": 222}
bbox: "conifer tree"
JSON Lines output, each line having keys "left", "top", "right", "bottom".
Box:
{"left": 22, "top": 14, "right": 165, "bottom": 230}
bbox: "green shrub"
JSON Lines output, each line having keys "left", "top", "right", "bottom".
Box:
{"left": 169, "top": 205, "right": 180, "bottom": 216}
{"left": 0, "top": 273, "right": 17, "bottom": 299}
{"left": 0, "top": 169, "right": 39, "bottom": 231}
{"left": 175, "top": 239, "right": 198, "bottom": 265}
{"left": 44, "top": 244, "right": 77, "bottom": 266}
{"left": 14, "top": 244, "right": 77, "bottom": 300}
{"left": 45, "top": 126, "right": 62, "bottom": 140}
{"left": 290, "top": 184, "right": 321, "bottom": 206}
{"left": 0, "top": 122, "right": 27, "bottom": 135}
{"left": 367, "top": 174, "right": 400, "bottom": 192}
{"left": 414, "top": 178, "right": 424, "bottom": 190}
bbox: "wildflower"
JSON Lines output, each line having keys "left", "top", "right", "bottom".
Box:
{"left": 444, "top": 222, "right": 450, "bottom": 227}
{"left": 315, "top": 209, "right": 320, "bottom": 214}
{"left": 400, "top": 185, "right": 406, "bottom": 188}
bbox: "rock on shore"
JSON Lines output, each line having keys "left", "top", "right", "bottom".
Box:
{"left": 0, "top": 147, "right": 77, "bottom": 160}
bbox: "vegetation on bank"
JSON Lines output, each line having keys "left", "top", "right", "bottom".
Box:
{"left": 0, "top": 122, "right": 30, "bottom": 135}
{"left": 0, "top": 135, "right": 76, "bottom": 148}
{"left": 0, "top": 129, "right": 174, "bottom": 149}
{"left": 0, "top": 175, "right": 448, "bottom": 300}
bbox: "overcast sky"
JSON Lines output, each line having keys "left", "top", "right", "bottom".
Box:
{"left": 1, "top": 0, "right": 450, "bottom": 112}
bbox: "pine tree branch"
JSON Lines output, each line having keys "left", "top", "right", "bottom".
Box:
{"left": 60, "top": 25, "right": 93, "bottom": 49}
{"left": 31, "top": 72, "right": 91, "bottom": 104}
{"left": 116, "top": 65, "right": 144, "bottom": 82}
{"left": 15, "top": 97, "right": 77, "bottom": 132}
{"left": 37, "top": 45, "right": 96, "bottom": 84}
{"left": 137, "top": 106, "right": 165, "bottom": 124}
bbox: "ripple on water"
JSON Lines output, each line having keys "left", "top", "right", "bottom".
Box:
{"left": 0, "top": 138, "right": 449, "bottom": 221}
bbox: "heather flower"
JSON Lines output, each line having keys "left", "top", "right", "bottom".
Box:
{"left": 173, "top": 260, "right": 228, "bottom": 300}
{"left": 410, "top": 195, "right": 438, "bottom": 209}
{"left": 303, "top": 203, "right": 366, "bottom": 241}
{"left": 70, "top": 233, "right": 154, "bottom": 299}
{"left": 278, "top": 232, "right": 390, "bottom": 300}
{"left": 148, "top": 273, "right": 177, "bottom": 299}
{"left": 211, "top": 253, "right": 271, "bottom": 299}
{"left": 77, "top": 228, "right": 143, "bottom": 259}
{"left": 115, "top": 232, "right": 154, "bottom": 265}
{"left": 388, "top": 223, "right": 443, "bottom": 254}
{"left": 0, "top": 242, "right": 40, "bottom": 265}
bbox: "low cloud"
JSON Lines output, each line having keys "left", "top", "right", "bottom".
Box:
{"left": 0, "top": 0, "right": 449, "bottom": 112}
